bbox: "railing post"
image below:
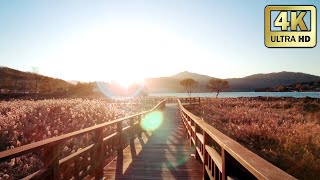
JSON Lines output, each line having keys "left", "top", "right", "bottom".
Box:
{"left": 94, "top": 128, "right": 104, "bottom": 179}
{"left": 43, "top": 144, "right": 60, "bottom": 180}
{"left": 221, "top": 148, "right": 230, "bottom": 180}
{"left": 129, "top": 117, "right": 138, "bottom": 159}
{"left": 203, "top": 132, "right": 209, "bottom": 179}
{"left": 159, "top": 101, "right": 165, "bottom": 110}
{"left": 194, "top": 123, "right": 200, "bottom": 160}
{"left": 189, "top": 116, "right": 193, "bottom": 147}
{"left": 117, "top": 122, "right": 123, "bottom": 156}
{"left": 130, "top": 117, "right": 135, "bottom": 144}
{"left": 137, "top": 115, "right": 142, "bottom": 138}
{"left": 183, "top": 112, "right": 189, "bottom": 139}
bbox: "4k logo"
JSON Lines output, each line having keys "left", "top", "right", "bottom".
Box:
{"left": 274, "top": 11, "right": 308, "bottom": 31}
{"left": 265, "top": 6, "right": 317, "bottom": 48}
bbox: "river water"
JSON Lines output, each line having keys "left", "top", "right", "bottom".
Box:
{"left": 150, "top": 92, "right": 320, "bottom": 98}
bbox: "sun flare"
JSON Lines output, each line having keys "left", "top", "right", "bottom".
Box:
{"left": 114, "top": 78, "right": 144, "bottom": 88}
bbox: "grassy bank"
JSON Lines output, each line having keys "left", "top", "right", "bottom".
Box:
{"left": 189, "top": 97, "right": 320, "bottom": 179}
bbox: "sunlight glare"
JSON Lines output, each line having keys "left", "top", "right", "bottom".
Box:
{"left": 141, "top": 111, "right": 163, "bottom": 131}
{"left": 114, "top": 78, "right": 144, "bottom": 89}
{"left": 46, "top": 22, "right": 216, "bottom": 81}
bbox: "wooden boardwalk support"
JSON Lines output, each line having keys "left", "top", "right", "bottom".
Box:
{"left": 102, "top": 105, "right": 203, "bottom": 179}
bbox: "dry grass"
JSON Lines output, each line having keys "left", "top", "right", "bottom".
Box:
{"left": 0, "top": 98, "right": 158, "bottom": 179}
{"left": 190, "top": 97, "right": 320, "bottom": 180}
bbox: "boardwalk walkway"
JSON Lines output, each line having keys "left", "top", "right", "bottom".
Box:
{"left": 103, "top": 105, "right": 203, "bottom": 179}
{"left": 0, "top": 99, "right": 296, "bottom": 179}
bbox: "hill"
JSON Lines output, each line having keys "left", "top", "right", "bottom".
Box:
{"left": 227, "top": 72, "right": 320, "bottom": 91}
{"left": 0, "top": 66, "right": 72, "bottom": 94}
{"left": 2, "top": 67, "right": 320, "bottom": 94}
{"left": 172, "top": 71, "right": 213, "bottom": 82}
{"left": 145, "top": 71, "right": 215, "bottom": 93}
{"left": 145, "top": 77, "right": 183, "bottom": 93}
{"left": 256, "top": 81, "right": 320, "bottom": 92}
{"left": 145, "top": 71, "right": 320, "bottom": 92}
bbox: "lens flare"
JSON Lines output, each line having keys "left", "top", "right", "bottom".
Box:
{"left": 141, "top": 111, "right": 163, "bottom": 131}
{"left": 96, "top": 81, "right": 144, "bottom": 100}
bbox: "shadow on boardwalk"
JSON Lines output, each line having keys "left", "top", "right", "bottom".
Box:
{"left": 103, "top": 105, "right": 203, "bottom": 179}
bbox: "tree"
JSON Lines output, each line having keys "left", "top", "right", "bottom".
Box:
{"left": 208, "top": 78, "right": 229, "bottom": 98}
{"left": 14, "top": 78, "right": 19, "bottom": 93}
{"left": 42, "top": 77, "right": 53, "bottom": 93}
{"left": 32, "top": 67, "right": 41, "bottom": 93}
{"left": 0, "top": 79, "right": 11, "bottom": 94}
{"left": 180, "top": 78, "right": 198, "bottom": 97}
{"left": 276, "top": 85, "right": 286, "bottom": 92}
{"left": 295, "top": 84, "right": 302, "bottom": 91}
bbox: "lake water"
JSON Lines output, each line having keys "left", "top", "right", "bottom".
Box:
{"left": 150, "top": 92, "right": 320, "bottom": 98}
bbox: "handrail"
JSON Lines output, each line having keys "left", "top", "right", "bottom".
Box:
{"left": 0, "top": 100, "right": 166, "bottom": 179}
{"left": 177, "top": 99, "right": 296, "bottom": 180}
{"left": 179, "top": 97, "right": 200, "bottom": 108}
{"left": 179, "top": 97, "right": 200, "bottom": 104}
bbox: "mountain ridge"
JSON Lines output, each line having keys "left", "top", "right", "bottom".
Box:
{"left": 171, "top": 71, "right": 214, "bottom": 81}
{"left": 1, "top": 66, "right": 320, "bottom": 93}
{"left": 145, "top": 71, "right": 320, "bottom": 92}
{"left": 0, "top": 66, "right": 72, "bottom": 93}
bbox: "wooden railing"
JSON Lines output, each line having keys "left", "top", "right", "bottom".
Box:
{"left": 177, "top": 99, "right": 296, "bottom": 180}
{"left": 0, "top": 100, "right": 166, "bottom": 180}
{"left": 179, "top": 97, "right": 201, "bottom": 107}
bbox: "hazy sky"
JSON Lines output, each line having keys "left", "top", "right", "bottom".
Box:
{"left": 0, "top": 0, "right": 319, "bottom": 85}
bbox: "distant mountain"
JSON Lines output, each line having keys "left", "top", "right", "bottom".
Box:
{"left": 2, "top": 67, "right": 320, "bottom": 94}
{"left": 145, "top": 77, "right": 183, "bottom": 93}
{"left": 0, "top": 66, "right": 72, "bottom": 93}
{"left": 144, "top": 71, "right": 320, "bottom": 92}
{"left": 0, "top": 66, "right": 33, "bottom": 80}
{"left": 172, "top": 71, "right": 213, "bottom": 81}
{"left": 256, "top": 80, "right": 320, "bottom": 92}
{"left": 227, "top": 72, "right": 320, "bottom": 91}
{"left": 144, "top": 71, "right": 212, "bottom": 93}
{"left": 68, "top": 80, "right": 81, "bottom": 85}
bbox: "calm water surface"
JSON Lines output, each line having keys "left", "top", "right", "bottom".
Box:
{"left": 150, "top": 92, "right": 320, "bottom": 98}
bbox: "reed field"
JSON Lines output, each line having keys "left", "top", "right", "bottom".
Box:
{"left": 1, "top": 96, "right": 319, "bottom": 179}
{"left": 0, "top": 98, "right": 159, "bottom": 179}
{"left": 190, "top": 97, "right": 320, "bottom": 179}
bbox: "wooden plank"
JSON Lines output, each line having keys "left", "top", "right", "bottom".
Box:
{"left": 191, "top": 125, "right": 195, "bottom": 132}
{"left": 191, "top": 136, "right": 195, "bottom": 145}
{"left": 196, "top": 147, "right": 204, "bottom": 162}
{"left": 196, "top": 133, "right": 204, "bottom": 144}
{"left": 205, "top": 145, "right": 222, "bottom": 172}
{"left": 60, "top": 144, "right": 94, "bottom": 167}
{"left": 205, "top": 165, "right": 215, "bottom": 180}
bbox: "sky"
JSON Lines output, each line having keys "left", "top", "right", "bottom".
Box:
{"left": 0, "top": 0, "right": 319, "bottom": 85}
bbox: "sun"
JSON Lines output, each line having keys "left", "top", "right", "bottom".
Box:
{"left": 112, "top": 78, "right": 144, "bottom": 89}
{"left": 116, "top": 79, "right": 136, "bottom": 88}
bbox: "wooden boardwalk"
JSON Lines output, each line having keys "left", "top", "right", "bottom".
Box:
{"left": 103, "top": 105, "right": 203, "bottom": 179}
{"left": 0, "top": 99, "right": 295, "bottom": 180}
